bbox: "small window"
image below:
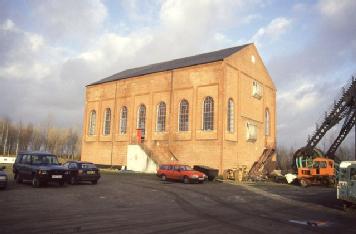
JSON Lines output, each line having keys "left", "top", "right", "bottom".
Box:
{"left": 351, "top": 168, "right": 356, "bottom": 181}
{"left": 252, "top": 80, "right": 262, "bottom": 99}
{"left": 203, "top": 96, "right": 214, "bottom": 131}
{"left": 265, "top": 109, "right": 270, "bottom": 136}
{"left": 227, "top": 98, "right": 234, "bottom": 133}
{"left": 156, "top": 102, "right": 166, "bottom": 132}
{"left": 120, "top": 106, "right": 128, "bottom": 134}
{"left": 88, "top": 110, "right": 96, "bottom": 135}
{"left": 179, "top": 100, "right": 189, "bottom": 131}
{"left": 246, "top": 122, "right": 257, "bottom": 141}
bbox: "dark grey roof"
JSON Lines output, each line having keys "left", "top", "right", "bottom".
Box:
{"left": 88, "top": 43, "right": 251, "bottom": 86}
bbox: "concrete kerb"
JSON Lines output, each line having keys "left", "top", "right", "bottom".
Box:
{"left": 221, "top": 180, "right": 346, "bottom": 216}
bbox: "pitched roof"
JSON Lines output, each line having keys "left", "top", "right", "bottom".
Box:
{"left": 88, "top": 43, "right": 251, "bottom": 86}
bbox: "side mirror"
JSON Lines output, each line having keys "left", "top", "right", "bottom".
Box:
{"left": 177, "top": 169, "right": 181, "bottom": 172}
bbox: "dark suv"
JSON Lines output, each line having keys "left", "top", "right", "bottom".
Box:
{"left": 13, "top": 151, "right": 68, "bottom": 188}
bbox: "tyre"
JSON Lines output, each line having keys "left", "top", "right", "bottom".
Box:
{"left": 69, "top": 176, "right": 77, "bottom": 185}
{"left": 161, "top": 174, "right": 166, "bottom": 181}
{"left": 183, "top": 176, "right": 190, "bottom": 184}
{"left": 300, "top": 179, "right": 309, "bottom": 188}
{"left": 59, "top": 181, "right": 65, "bottom": 187}
{"left": 15, "top": 174, "right": 23, "bottom": 184}
{"left": 199, "top": 180, "right": 204, "bottom": 184}
{"left": 91, "top": 180, "right": 98, "bottom": 185}
{"left": 32, "top": 177, "right": 41, "bottom": 188}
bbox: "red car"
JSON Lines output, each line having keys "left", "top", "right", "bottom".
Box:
{"left": 157, "top": 164, "right": 208, "bottom": 184}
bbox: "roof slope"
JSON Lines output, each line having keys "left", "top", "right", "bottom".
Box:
{"left": 89, "top": 43, "right": 250, "bottom": 86}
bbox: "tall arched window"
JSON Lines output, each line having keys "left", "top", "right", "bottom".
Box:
{"left": 179, "top": 100, "right": 189, "bottom": 131}
{"left": 203, "top": 96, "right": 214, "bottom": 131}
{"left": 137, "top": 104, "right": 146, "bottom": 136}
{"left": 265, "top": 109, "right": 270, "bottom": 136}
{"left": 156, "top": 102, "right": 166, "bottom": 132}
{"left": 88, "top": 110, "right": 96, "bottom": 135}
{"left": 103, "top": 108, "right": 111, "bottom": 135}
{"left": 227, "top": 98, "right": 234, "bottom": 133}
{"left": 120, "top": 106, "right": 128, "bottom": 134}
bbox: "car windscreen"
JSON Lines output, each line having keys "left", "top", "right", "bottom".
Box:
{"left": 80, "top": 163, "right": 97, "bottom": 169}
{"left": 32, "top": 155, "right": 59, "bottom": 165}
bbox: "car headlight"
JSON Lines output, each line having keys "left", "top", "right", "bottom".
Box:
{"left": 190, "top": 175, "right": 198, "bottom": 179}
{"left": 38, "top": 170, "right": 47, "bottom": 175}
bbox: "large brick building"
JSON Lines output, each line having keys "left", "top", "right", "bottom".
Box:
{"left": 81, "top": 43, "right": 276, "bottom": 173}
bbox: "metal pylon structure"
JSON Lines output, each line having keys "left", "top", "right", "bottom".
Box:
{"left": 293, "top": 76, "right": 356, "bottom": 168}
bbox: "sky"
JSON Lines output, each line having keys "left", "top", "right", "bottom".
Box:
{"left": 0, "top": 0, "right": 355, "bottom": 149}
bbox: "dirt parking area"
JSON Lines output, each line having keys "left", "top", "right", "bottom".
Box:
{"left": 0, "top": 170, "right": 355, "bottom": 234}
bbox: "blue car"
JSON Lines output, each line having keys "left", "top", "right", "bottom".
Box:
{"left": 13, "top": 151, "right": 68, "bottom": 188}
{"left": 0, "top": 166, "right": 8, "bottom": 189}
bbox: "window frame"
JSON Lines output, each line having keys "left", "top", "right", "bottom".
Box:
{"left": 265, "top": 108, "right": 270, "bottom": 136}
{"left": 202, "top": 96, "right": 214, "bottom": 131}
{"left": 137, "top": 104, "right": 146, "bottom": 136}
{"left": 103, "top": 108, "right": 111, "bottom": 135}
{"left": 178, "top": 99, "right": 189, "bottom": 132}
{"left": 156, "top": 102, "right": 166, "bottom": 132}
{"left": 119, "top": 106, "right": 128, "bottom": 135}
{"left": 227, "top": 98, "right": 234, "bottom": 133}
{"left": 88, "top": 110, "right": 96, "bottom": 136}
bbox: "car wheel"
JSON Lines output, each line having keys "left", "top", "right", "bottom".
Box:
{"left": 59, "top": 181, "right": 65, "bottom": 187}
{"left": 32, "top": 177, "right": 41, "bottom": 188}
{"left": 161, "top": 174, "right": 166, "bottom": 181}
{"left": 300, "top": 179, "right": 309, "bottom": 188}
{"left": 199, "top": 180, "right": 204, "bottom": 184}
{"left": 183, "top": 176, "right": 190, "bottom": 184}
{"left": 15, "top": 174, "right": 23, "bottom": 184}
{"left": 69, "top": 176, "right": 77, "bottom": 185}
{"left": 91, "top": 180, "right": 98, "bottom": 185}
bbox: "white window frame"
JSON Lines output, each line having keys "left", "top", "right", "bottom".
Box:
{"left": 120, "top": 106, "right": 128, "bottom": 135}
{"left": 252, "top": 80, "right": 263, "bottom": 99}
{"left": 202, "top": 96, "right": 214, "bottom": 131}
{"left": 179, "top": 99, "right": 189, "bottom": 131}
{"left": 246, "top": 122, "right": 257, "bottom": 141}
{"left": 227, "top": 98, "right": 234, "bottom": 133}
{"left": 88, "top": 110, "right": 96, "bottom": 136}
{"left": 103, "top": 108, "right": 111, "bottom": 135}
{"left": 156, "top": 102, "right": 166, "bottom": 132}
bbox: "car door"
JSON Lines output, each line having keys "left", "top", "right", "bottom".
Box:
{"left": 69, "top": 163, "right": 78, "bottom": 177}
{"left": 349, "top": 167, "right": 356, "bottom": 202}
{"left": 21, "top": 155, "right": 33, "bottom": 180}
{"left": 172, "top": 165, "right": 181, "bottom": 180}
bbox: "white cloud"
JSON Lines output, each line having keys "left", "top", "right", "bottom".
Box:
{"left": 251, "top": 17, "right": 291, "bottom": 47}
{"left": 31, "top": 0, "right": 107, "bottom": 42}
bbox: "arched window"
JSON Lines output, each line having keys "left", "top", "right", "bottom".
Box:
{"left": 227, "top": 98, "right": 234, "bottom": 133}
{"left": 88, "top": 110, "right": 96, "bottom": 135}
{"left": 103, "top": 108, "right": 111, "bottom": 135}
{"left": 265, "top": 109, "right": 270, "bottom": 136}
{"left": 137, "top": 104, "right": 146, "bottom": 136}
{"left": 120, "top": 106, "right": 128, "bottom": 134}
{"left": 179, "top": 100, "right": 189, "bottom": 131}
{"left": 156, "top": 102, "right": 166, "bottom": 132}
{"left": 203, "top": 96, "right": 214, "bottom": 131}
